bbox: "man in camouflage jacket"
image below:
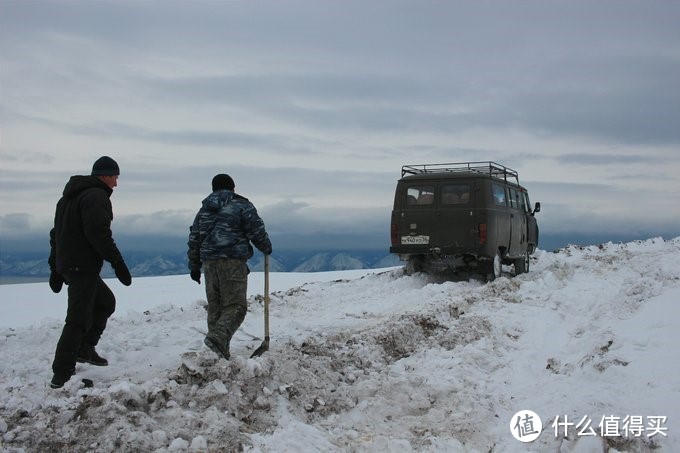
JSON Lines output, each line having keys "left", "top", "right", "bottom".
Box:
{"left": 187, "top": 174, "right": 272, "bottom": 359}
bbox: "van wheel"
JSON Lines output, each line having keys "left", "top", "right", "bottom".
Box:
{"left": 514, "top": 252, "right": 530, "bottom": 275}
{"left": 405, "top": 255, "right": 426, "bottom": 275}
{"left": 486, "top": 250, "right": 502, "bottom": 282}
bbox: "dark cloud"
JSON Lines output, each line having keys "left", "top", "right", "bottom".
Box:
{"left": 1, "top": 0, "right": 679, "bottom": 248}
{"left": 4, "top": 1, "right": 679, "bottom": 146}
{"left": 68, "top": 121, "right": 326, "bottom": 154}
{"left": 117, "top": 163, "right": 396, "bottom": 198}
{"left": 4, "top": 113, "right": 339, "bottom": 156}
{"left": 556, "top": 154, "right": 652, "bottom": 166}
{"left": 526, "top": 180, "right": 680, "bottom": 237}
{"left": 0, "top": 213, "right": 32, "bottom": 232}
{"left": 506, "top": 59, "right": 680, "bottom": 146}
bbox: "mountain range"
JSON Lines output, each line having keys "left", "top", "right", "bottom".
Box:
{"left": 0, "top": 249, "right": 401, "bottom": 284}
{"left": 3, "top": 230, "right": 675, "bottom": 284}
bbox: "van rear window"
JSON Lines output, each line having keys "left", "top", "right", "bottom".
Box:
{"left": 406, "top": 186, "right": 434, "bottom": 205}
{"left": 441, "top": 184, "right": 470, "bottom": 204}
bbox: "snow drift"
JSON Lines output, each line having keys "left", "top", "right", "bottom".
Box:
{"left": 1, "top": 237, "right": 679, "bottom": 452}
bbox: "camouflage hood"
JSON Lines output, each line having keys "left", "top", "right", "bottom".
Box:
{"left": 201, "top": 189, "right": 235, "bottom": 212}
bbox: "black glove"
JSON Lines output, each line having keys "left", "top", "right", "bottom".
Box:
{"left": 190, "top": 270, "right": 201, "bottom": 284}
{"left": 112, "top": 260, "right": 132, "bottom": 286}
{"left": 49, "top": 271, "right": 64, "bottom": 293}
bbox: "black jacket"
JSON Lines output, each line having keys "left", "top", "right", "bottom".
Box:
{"left": 49, "top": 176, "right": 124, "bottom": 274}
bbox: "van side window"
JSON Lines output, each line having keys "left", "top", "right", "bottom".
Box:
{"left": 406, "top": 186, "right": 435, "bottom": 206}
{"left": 492, "top": 183, "right": 507, "bottom": 206}
{"left": 442, "top": 184, "right": 470, "bottom": 205}
{"left": 514, "top": 190, "right": 523, "bottom": 211}
{"left": 508, "top": 188, "right": 518, "bottom": 209}
{"left": 519, "top": 191, "right": 528, "bottom": 212}
{"left": 524, "top": 192, "right": 531, "bottom": 213}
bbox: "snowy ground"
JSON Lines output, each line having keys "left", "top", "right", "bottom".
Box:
{"left": 1, "top": 237, "right": 679, "bottom": 452}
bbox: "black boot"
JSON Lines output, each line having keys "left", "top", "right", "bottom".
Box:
{"left": 50, "top": 368, "right": 75, "bottom": 389}
{"left": 77, "top": 346, "right": 108, "bottom": 366}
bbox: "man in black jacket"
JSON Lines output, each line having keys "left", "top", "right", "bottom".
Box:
{"left": 48, "top": 156, "right": 132, "bottom": 389}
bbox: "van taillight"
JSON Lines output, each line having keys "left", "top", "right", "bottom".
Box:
{"left": 391, "top": 223, "right": 399, "bottom": 246}
{"left": 479, "top": 223, "right": 487, "bottom": 244}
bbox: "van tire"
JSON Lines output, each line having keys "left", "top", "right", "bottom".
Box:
{"left": 486, "top": 250, "right": 503, "bottom": 282}
{"left": 405, "top": 255, "right": 426, "bottom": 275}
{"left": 514, "top": 252, "right": 530, "bottom": 275}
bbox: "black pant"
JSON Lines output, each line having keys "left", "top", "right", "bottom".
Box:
{"left": 52, "top": 272, "right": 115, "bottom": 376}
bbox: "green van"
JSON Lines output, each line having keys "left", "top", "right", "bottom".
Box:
{"left": 389, "top": 162, "right": 540, "bottom": 281}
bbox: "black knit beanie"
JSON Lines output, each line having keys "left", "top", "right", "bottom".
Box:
{"left": 212, "top": 174, "right": 235, "bottom": 191}
{"left": 91, "top": 156, "right": 120, "bottom": 176}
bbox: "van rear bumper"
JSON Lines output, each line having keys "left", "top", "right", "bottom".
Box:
{"left": 391, "top": 250, "right": 492, "bottom": 273}
{"left": 389, "top": 244, "right": 493, "bottom": 257}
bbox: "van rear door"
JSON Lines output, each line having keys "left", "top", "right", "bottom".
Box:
{"left": 436, "top": 182, "right": 478, "bottom": 253}
{"left": 393, "top": 183, "right": 437, "bottom": 252}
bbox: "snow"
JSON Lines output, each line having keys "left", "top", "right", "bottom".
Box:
{"left": 1, "top": 237, "right": 679, "bottom": 452}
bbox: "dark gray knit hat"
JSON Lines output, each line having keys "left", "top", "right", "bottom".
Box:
{"left": 91, "top": 156, "right": 120, "bottom": 176}
{"left": 212, "top": 174, "right": 235, "bottom": 191}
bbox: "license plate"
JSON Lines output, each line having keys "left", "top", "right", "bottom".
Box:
{"left": 401, "top": 235, "right": 429, "bottom": 245}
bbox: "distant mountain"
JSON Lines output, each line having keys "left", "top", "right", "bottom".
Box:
{"left": 8, "top": 229, "right": 678, "bottom": 284}
{"left": 0, "top": 249, "right": 401, "bottom": 283}
{"left": 293, "top": 253, "right": 366, "bottom": 272}
{"left": 247, "top": 254, "right": 289, "bottom": 273}
{"left": 0, "top": 257, "right": 49, "bottom": 277}
{"left": 130, "top": 256, "right": 187, "bottom": 276}
{"left": 374, "top": 254, "right": 403, "bottom": 268}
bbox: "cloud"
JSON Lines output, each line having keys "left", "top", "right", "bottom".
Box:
{"left": 0, "top": 213, "right": 32, "bottom": 233}
{"left": 50, "top": 117, "right": 326, "bottom": 155}
{"left": 1, "top": 0, "right": 680, "bottom": 250}
{"left": 116, "top": 210, "right": 195, "bottom": 237}
{"left": 506, "top": 60, "right": 680, "bottom": 146}
{"left": 556, "top": 154, "right": 651, "bottom": 166}
{"left": 528, "top": 180, "right": 680, "bottom": 236}
{"left": 6, "top": 2, "right": 679, "bottom": 147}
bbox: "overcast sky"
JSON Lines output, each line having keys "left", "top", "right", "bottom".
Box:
{"left": 1, "top": 0, "right": 679, "bottom": 251}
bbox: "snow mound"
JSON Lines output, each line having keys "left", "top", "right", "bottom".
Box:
{"left": 1, "top": 237, "right": 679, "bottom": 451}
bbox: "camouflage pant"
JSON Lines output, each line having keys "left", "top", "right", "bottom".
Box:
{"left": 203, "top": 258, "right": 248, "bottom": 354}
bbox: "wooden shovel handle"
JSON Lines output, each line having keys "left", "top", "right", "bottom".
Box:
{"left": 264, "top": 254, "right": 270, "bottom": 338}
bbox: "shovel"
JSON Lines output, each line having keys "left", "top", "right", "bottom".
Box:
{"left": 251, "top": 254, "right": 270, "bottom": 357}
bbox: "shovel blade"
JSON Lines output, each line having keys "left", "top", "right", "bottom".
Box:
{"left": 251, "top": 254, "right": 271, "bottom": 358}
{"left": 250, "top": 336, "right": 270, "bottom": 358}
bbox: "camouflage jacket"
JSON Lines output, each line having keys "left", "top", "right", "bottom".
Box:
{"left": 187, "top": 190, "right": 271, "bottom": 271}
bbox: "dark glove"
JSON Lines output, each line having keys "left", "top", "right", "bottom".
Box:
{"left": 49, "top": 271, "right": 64, "bottom": 293}
{"left": 190, "top": 270, "right": 201, "bottom": 284}
{"left": 112, "top": 261, "right": 132, "bottom": 286}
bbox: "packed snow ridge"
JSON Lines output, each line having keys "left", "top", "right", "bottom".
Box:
{"left": 1, "top": 237, "right": 679, "bottom": 452}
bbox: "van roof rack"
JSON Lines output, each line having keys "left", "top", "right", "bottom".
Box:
{"left": 401, "top": 161, "right": 519, "bottom": 185}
